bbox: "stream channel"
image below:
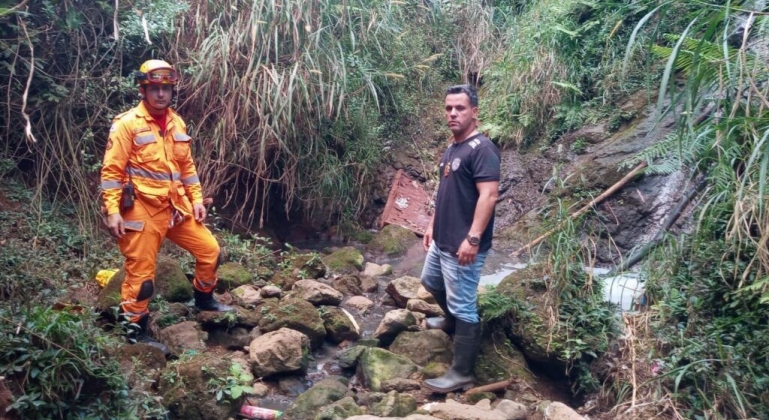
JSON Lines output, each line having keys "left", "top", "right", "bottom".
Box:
{"left": 250, "top": 238, "right": 642, "bottom": 413}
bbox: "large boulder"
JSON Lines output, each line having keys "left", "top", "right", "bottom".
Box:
{"left": 320, "top": 306, "right": 360, "bottom": 344}
{"left": 249, "top": 328, "right": 310, "bottom": 378}
{"left": 332, "top": 274, "right": 363, "bottom": 296}
{"left": 207, "top": 326, "right": 251, "bottom": 350}
{"left": 258, "top": 297, "right": 326, "bottom": 349}
{"left": 338, "top": 345, "right": 367, "bottom": 370}
{"left": 373, "top": 309, "right": 417, "bottom": 347}
{"left": 215, "top": 262, "right": 252, "bottom": 292}
{"left": 290, "top": 279, "right": 343, "bottom": 306}
{"left": 283, "top": 377, "right": 349, "bottom": 420}
{"left": 96, "top": 255, "right": 193, "bottom": 312}
{"left": 197, "top": 306, "right": 261, "bottom": 329}
{"left": 159, "top": 321, "right": 207, "bottom": 355}
{"left": 476, "top": 329, "right": 535, "bottom": 386}
{"left": 322, "top": 247, "right": 364, "bottom": 275}
{"left": 495, "top": 266, "right": 571, "bottom": 374}
{"left": 159, "top": 354, "right": 242, "bottom": 420}
{"left": 357, "top": 348, "right": 418, "bottom": 392}
{"left": 367, "top": 224, "right": 417, "bottom": 257}
{"left": 385, "top": 276, "right": 421, "bottom": 308}
{"left": 363, "top": 262, "right": 393, "bottom": 277}
{"left": 368, "top": 391, "right": 418, "bottom": 417}
{"left": 406, "top": 299, "right": 444, "bottom": 317}
{"left": 314, "top": 396, "right": 365, "bottom": 420}
{"left": 359, "top": 275, "right": 379, "bottom": 293}
{"left": 285, "top": 253, "right": 327, "bottom": 279}
{"left": 344, "top": 296, "right": 375, "bottom": 313}
{"left": 389, "top": 330, "right": 453, "bottom": 366}
{"left": 231, "top": 285, "right": 262, "bottom": 307}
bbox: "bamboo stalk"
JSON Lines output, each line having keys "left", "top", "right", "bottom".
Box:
{"left": 511, "top": 162, "right": 648, "bottom": 258}
{"left": 465, "top": 377, "right": 515, "bottom": 395}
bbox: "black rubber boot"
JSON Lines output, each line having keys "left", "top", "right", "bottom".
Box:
{"left": 127, "top": 315, "right": 170, "bottom": 357}
{"left": 423, "top": 319, "right": 481, "bottom": 393}
{"left": 194, "top": 289, "right": 234, "bottom": 312}
{"left": 424, "top": 288, "right": 455, "bottom": 334}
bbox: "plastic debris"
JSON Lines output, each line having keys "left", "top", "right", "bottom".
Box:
{"left": 239, "top": 405, "right": 283, "bottom": 419}
{"left": 95, "top": 269, "right": 119, "bottom": 288}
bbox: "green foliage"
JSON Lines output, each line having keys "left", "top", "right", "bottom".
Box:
{"left": 478, "top": 285, "right": 533, "bottom": 324}
{"left": 533, "top": 187, "right": 621, "bottom": 394}
{"left": 0, "top": 306, "right": 166, "bottom": 419}
{"left": 214, "top": 230, "right": 279, "bottom": 280}
{"left": 623, "top": 1, "right": 769, "bottom": 417}
{"left": 483, "top": 0, "right": 652, "bottom": 147}
{"left": 0, "top": 181, "right": 121, "bottom": 305}
{"left": 204, "top": 362, "right": 254, "bottom": 403}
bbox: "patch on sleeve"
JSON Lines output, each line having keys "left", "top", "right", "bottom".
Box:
{"left": 106, "top": 140, "right": 113, "bottom": 150}
{"left": 109, "top": 123, "right": 117, "bottom": 133}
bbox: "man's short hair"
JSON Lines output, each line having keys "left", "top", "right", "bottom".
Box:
{"left": 445, "top": 84, "right": 478, "bottom": 107}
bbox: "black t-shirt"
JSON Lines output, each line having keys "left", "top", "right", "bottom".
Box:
{"left": 433, "top": 133, "right": 501, "bottom": 254}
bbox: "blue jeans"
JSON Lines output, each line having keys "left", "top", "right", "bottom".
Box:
{"left": 420, "top": 242, "right": 488, "bottom": 323}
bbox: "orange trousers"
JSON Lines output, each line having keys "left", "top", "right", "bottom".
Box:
{"left": 118, "top": 198, "right": 220, "bottom": 322}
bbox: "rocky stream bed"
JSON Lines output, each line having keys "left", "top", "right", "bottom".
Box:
{"left": 86, "top": 223, "right": 593, "bottom": 420}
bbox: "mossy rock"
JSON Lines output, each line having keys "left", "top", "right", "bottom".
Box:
{"left": 284, "top": 377, "right": 349, "bottom": 420}
{"left": 350, "top": 229, "right": 375, "bottom": 244}
{"left": 369, "top": 391, "right": 417, "bottom": 417}
{"left": 358, "top": 348, "right": 419, "bottom": 392}
{"left": 158, "top": 353, "right": 241, "bottom": 420}
{"left": 495, "top": 265, "right": 563, "bottom": 371}
{"left": 314, "top": 396, "right": 364, "bottom": 420}
{"left": 96, "top": 255, "right": 193, "bottom": 313}
{"left": 476, "top": 329, "right": 534, "bottom": 385}
{"left": 215, "top": 262, "right": 252, "bottom": 292}
{"left": 270, "top": 271, "right": 299, "bottom": 290}
{"left": 286, "top": 253, "right": 327, "bottom": 279}
{"left": 258, "top": 297, "right": 326, "bottom": 349}
{"left": 422, "top": 361, "right": 448, "bottom": 379}
{"left": 466, "top": 392, "right": 496, "bottom": 405}
{"left": 320, "top": 306, "right": 360, "bottom": 344}
{"left": 495, "top": 263, "right": 619, "bottom": 377}
{"left": 321, "top": 246, "right": 364, "bottom": 275}
{"left": 367, "top": 224, "right": 417, "bottom": 257}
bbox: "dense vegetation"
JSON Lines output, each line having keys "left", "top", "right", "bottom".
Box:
{"left": 1, "top": 0, "right": 768, "bottom": 419}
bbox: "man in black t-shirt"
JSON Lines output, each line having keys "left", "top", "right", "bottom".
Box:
{"left": 421, "top": 84, "right": 501, "bottom": 393}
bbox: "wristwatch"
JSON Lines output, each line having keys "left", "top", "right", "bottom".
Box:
{"left": 466, "top": 234, "right": 480, "bottom": 246}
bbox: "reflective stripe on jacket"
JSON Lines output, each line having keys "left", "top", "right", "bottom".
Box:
{"left": 100, "top": 101, "right": 203, "bottom": 216}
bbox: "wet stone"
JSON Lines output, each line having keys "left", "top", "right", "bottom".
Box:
{"left": 380, "top": 378, "right": 421, "bottom": 393}
{"left": 344, "top": 295, "right": 374, "bottom": 313}
{"left": 260, "top": 284, "right": 282, "bottom": 298}
{"left": 385, "top": 276, "right": 422, "bottom": 308}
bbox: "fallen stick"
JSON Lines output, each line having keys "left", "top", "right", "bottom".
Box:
{"left": 465, "top": 377, "right": 515, "bottom": 395}
{"left": 511, "top": 162, "right": 647, "bottom": 258}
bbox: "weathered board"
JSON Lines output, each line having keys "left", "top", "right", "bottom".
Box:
{"left": 381, "top": 169, "right": 432, "bottom": 235}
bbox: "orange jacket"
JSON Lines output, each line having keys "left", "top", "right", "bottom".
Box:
{"left": 101, "top": 101, "right": 203, "bottom": 217}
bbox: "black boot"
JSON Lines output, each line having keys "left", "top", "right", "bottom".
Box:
{"left": 424, "top": 288, "right": 455, "bottom": 333}
{"left": 194, "top": 289, "right": 234, "bottom": 312}
{"left": 127, "top": 315, "right": 170, "bottom": 357}
{"left": 423, "top": 319, "right": 481, "bottom": 393}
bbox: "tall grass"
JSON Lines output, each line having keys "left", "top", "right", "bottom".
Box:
{"left": 617, "top": 1, "right": 769, "bottom": 417}
{"left": 165, "top": 0, "right": 448, "bottom": 227}
{"left": 482, "top": 0, "right": 654, "bottom": 147}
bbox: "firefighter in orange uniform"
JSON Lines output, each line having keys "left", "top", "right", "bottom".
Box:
{"left": 101, "top": 59, "right": 232, "bottom": 354}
